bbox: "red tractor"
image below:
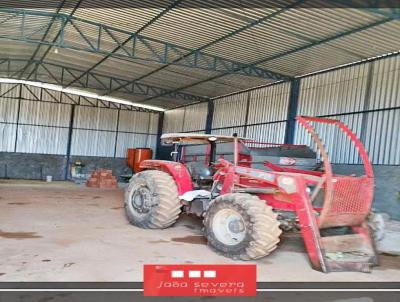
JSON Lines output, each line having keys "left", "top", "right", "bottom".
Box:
{"left": 125, "top": 116, "right": 377, "bottom": 273}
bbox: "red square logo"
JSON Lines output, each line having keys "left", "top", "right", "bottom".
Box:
{"left": 144, "top": 264, "right": 256, "bottom": 296}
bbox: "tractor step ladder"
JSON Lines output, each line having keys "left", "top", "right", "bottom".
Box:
{"left": 295, "top": 116, "right": 377, "bottom": 273}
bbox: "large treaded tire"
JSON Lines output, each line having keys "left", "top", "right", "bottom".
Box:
{"left": 124, "top": 170, "right": 181, "bottom": 229}
{"left": 204, "top": 193, "right": 282, "bottom": 260}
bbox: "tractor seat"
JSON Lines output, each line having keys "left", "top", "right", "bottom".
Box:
{"left": 185, "top": 161, "right": 214, "bottom": 181}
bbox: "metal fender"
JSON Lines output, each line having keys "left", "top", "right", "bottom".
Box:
{"left": 140, "top": 160, "right": 193, "bottom": 195}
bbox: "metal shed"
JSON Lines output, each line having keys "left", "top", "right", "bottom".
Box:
{"left": 1, "top": 0, "right": 400, "bottom": 288}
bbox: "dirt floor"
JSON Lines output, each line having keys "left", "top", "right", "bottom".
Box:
{"left": 0, "top": 180, "right": 399, "bottom": 282}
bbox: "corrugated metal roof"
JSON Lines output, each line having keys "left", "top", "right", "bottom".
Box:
{"left": 0, "top": 1, "right": 399, "bottom": 110}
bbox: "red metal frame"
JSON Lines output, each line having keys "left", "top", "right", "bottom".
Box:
{"left": 296, "top": 116, "right": 373, "bottom": 178}
{"left": 263, "top": 161, "right": 324, "bottom": 177}
{"left": 296, "top": 116, "right": 374, "bottom": 228}
{"left": 140, "top": 115, "right": 375, "bottom": 272}
{"left": 294, "top": 116, "right": 375, "bottom": 271}
{"left": 243, "top": 140, "right": 308, "bottom": 150}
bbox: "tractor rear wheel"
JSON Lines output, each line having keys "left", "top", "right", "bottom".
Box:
{"left": 204, "top": 193, "right": 281, "bottom": 260}
{"left": 125, "top": 170, "right": 181, "bottom": 229}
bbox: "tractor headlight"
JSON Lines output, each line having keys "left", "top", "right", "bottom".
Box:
{"left": 278, "top": 176, "right": 297, "bottom": 194}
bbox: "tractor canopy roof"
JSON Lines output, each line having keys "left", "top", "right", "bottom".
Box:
{"left": 161, "top": 133, "right": 244, "bottom": 145}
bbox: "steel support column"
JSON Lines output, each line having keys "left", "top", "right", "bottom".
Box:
{"left": 113, "top": 109, "right": 121, "bottom": 158}
{"left": 14, "top": 84, "right": 22, "bottom": 152}
{"left": 64, "top": 104, "right": 75, "bottom": 180}
{"left": 243, "top": 92, "right": 251, "bottom": 137}
{"left": 359, "top": 62, "right": 374, "bottom": 146}
{"left": 155, "top": 112, "right": 165, "bottom": 159}
{"left": 285, "top": 79, "right": 300, "bottom": 144}
{"left": 205, "top": 99, "right": 214, "bottom": 134}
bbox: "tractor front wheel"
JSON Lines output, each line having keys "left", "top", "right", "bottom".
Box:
{"left": 125, "top": 170, "right": 181, "bottom": 229}
{"left": 204, "top": 193, "right": 281, "bottom": 260}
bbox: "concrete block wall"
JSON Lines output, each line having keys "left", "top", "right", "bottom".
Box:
{"left": 0, "top": 152, "right": 67, "bottom": 180}
{"left": 69, "top": 156, "right": 131, "bottom": 178}
{"left": 0, "top": 152, "right": 132, "bottom": 181}
{"left": 333, "top": 164, "right": 400, "bottom": 220}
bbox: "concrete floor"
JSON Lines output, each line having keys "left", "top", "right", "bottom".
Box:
{"left": 0, "top": 180, "right": 399, "bottom": 282}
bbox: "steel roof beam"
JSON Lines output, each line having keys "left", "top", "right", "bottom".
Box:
{"left": 109, "top": 0, "right": 305, "bottom": 101}
{"left": 16, "top": 0, "right": 67, "bottom": 79}
{"left": 141, "top": 16, "right": 393, "bottom": 105}
{"left": 0, "top": 58, "right": 207, "bottom": 103}
{"left": 0, "top": 83, "right": 152, "bottom": 112}
{"left": 16, "top": 1, "right": 83, "bottom": 79}
{"left": 0, "top": 9, "right": 289, "bottom": 82}
{"left": 65, "top": 0, "right": 185, "bottom": 88}
{"left": 367, "top": 8, "right": 400, "bottom": 20}
{"left": 103, "top": 0, "right": 305, "bottom": 96}
{"left": 367, "top": 8, "right": 400, "bottom": 19}
{"left": 330, "top": 0, "right": 400, "bottom": 20}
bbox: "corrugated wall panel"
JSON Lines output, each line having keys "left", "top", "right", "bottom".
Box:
{"left": 329, "top": 114, "right": 364, "bottom": 165}
{"left": 182, "top": 102, "right": 208, "bottom": 132}
{"left": 146, "top": 134, "right": 157, "bottom": 152}
{"left": 294, "top": 114, "right": 364, "bottom": 164}
{"left": 74, "top": 106, "right": 118, "bottom": 131}
{"left": 368, "top": 55, "right": 400, "bottom": 110}
{"left": 246, "top": 122, "right": 287, "bottom": 143}
{"left": 295, "top": 56, "right": 400, "bottom": 165}
{"left": 16, "top": 125, "right": 69, "bottom": 155}
{"left": 63, "top": 93, "right": 80, "bottom": 105}
{"left": 163, "top": 103, "right": 208, "bottom": 133}
{"left": 0, "top": 123, "right": 16, "bottom": 152}
{"left": 41, "top": 87, "right": 62, "bottom": 103}
{"left": 211, "top": 126, "right": 245, "bottom": 137}
{"left": 20, "top": 84, "right": 41, "bottom": 101}
{"left": 115, "top": 132, "right": 149, "bottom": 158}
{"left": 210, "top": 83, "right": 290, "bottom": 144}
{"left": 19, "top": 100, "right": 71, "bottom": 127}
{"left": 364, "top": 109, "right": 400, "bottom": 165}
{"left": 71, "top": 129, "right": 116, "bottom": 157}
{"left": 186, "top": 129, "right": 206, "bottom": 134}
{"left": 248, "top": 82, "right": 291, "bottom": 124}
{"left": 212, "top": 93, "right": 247, "bottom": 128}
{"left": 118, "top": 110, "right": 151, "bottom": 133}
{"left": 148, "top": 113, "right": 159, "bottom": 135}
{"left": 163, "top": 107, "right": 185, "bottom": 133}
{"left": 0, "top": 83, "right": 20, "bottom": 99}
{"left": 297, "top": 63, "right": 370, "bottom": 116}
{"left": 0, "top": 98, "right": 18, "bottom": 123}
{"left": 0, "top": 83, "right": 161, "bottom": 158}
